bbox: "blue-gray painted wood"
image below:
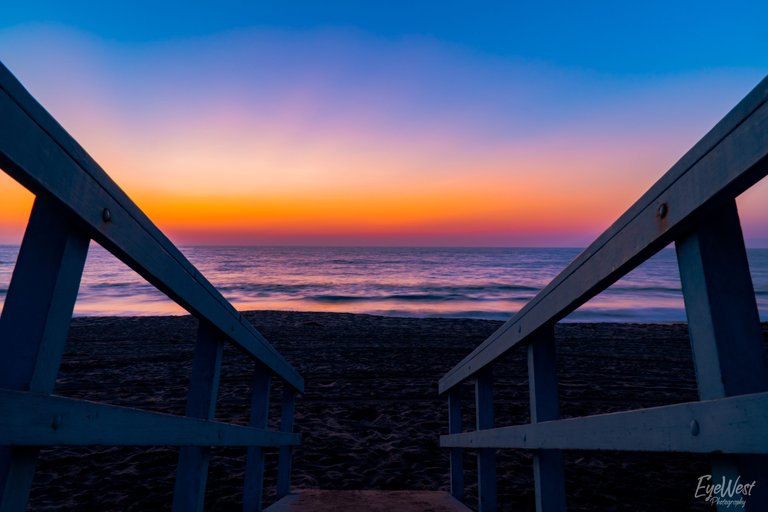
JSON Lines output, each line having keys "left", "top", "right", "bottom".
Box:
{"left": 0, "top": 60, "right": 305, "bottom": 511}
{"left": 432, "top": 72, "right": 768, "bottom": 511}
{"left": 475, "top": 370, "right": 496, "bottom": 512}
{"left": 528, "top": 327, "right": 560, "bottom": 424}
{"left": 0, "top": 198, "right": 89, "bottom": 512}
{"left": 0, "top": 63, "right": 303, "bottom": 393}
{"left": 440, "top": 391, "right": 768, "bottom": 453}
{"left": 527, "top": 326, "right": 566, "bottom": 512}
{"left": 675, "top": 201, "right": 768, "bottom": 511}
{"left": 448, "top": 389, "right": 464, "bottom": 502}
{"left": 172, "top": 321, "right": 224, "bottom": 512}
{"left": 244, "top": 365, "right": 272, "bottom": 512}
{"left": 277, "top": 388, "right": 296, "bottom": 498}
{"left": 0, "top": 389, "right": 300, "bottom": 447}
{"left": 0, "top": 199, "right": 89, "bottom": 393}
{"left": 675, "top": 200, "right": 768, "bottom": 399}
{"left": 440, "top": 76, "right": 768, "bottom": 394}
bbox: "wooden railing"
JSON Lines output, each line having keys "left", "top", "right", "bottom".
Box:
{"left": 0, "top": 62, "right": 303, "bottom": 511}
{"left": 440, "top": 76, "right": 768, "bottom": 511}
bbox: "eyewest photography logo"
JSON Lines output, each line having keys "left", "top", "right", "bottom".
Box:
{"left": 695, "top": 474, "right": 757, "bottom": 508}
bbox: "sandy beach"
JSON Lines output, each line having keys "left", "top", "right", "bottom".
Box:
{"left": 27, "top": 311, "right": 761, "bottom": 511}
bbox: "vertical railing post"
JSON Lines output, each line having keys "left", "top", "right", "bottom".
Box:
{"left": 172, "top": 320, "right": 224, "bottom": 512}
{"left": 448, "top": 389, "right": 464, "bottom": 502}
{"left": 475, "top": 368, "right": 496, "bottom": 512}
{"left": 276, "top": 387, "right": 296, "bottom": 498}
{"left": 528, "top": 325, "right": 566, "bottom": 512}
{"left": 676, "top": 199, "right": 768, "bottom": 511}
{"left": 243, "top": 364, "right": 271, "bottom": 512}
{"left": 0, "top": 198, "right": 89, "bottom": 512}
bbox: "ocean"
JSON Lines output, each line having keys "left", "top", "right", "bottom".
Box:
{"left": 1, "top": 245, "right": 767, "bottom": 322}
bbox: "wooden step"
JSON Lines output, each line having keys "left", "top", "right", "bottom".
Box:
{"left": 265, "top": 490, "right": 472, "bottom": 512}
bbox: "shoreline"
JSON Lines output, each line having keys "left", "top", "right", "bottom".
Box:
{"left": 7, "top": 245, "right": 758, "bottom": 324}
{"left": 29, "top": 311, "right": 765, "bottom": 510}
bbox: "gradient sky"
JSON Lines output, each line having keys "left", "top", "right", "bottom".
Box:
{"left": 1, "top": 1, "right": 767, "bottom": 246}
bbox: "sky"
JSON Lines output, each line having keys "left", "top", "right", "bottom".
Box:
{"left": 1, "top": 1, "right": 767, "bottom": 246}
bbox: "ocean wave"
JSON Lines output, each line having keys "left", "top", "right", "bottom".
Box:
{"left": 218, "top": 283, "right": 311, "bottom": 294}
{"left": 565, "top": 307, "right": 687, "bottom": 323}
{"left": 4, "top": 245, "right": 763, "bottom": 321}
{"left": 438, "top": 284, "right": 539, "bottom": 292}
{"left": 305, "top": 293, "right": 536, "bottom": 305}
{"left": 306, "top": 295, "right": 370, "bottom": 303}
{"left": 215, "top": 282, "right": 541, "bottom": 296}
{"left": 88, "top": 281, "right": 137, "bottom": 289}
{"left": 364, "top": 309, "right": 513, "bottom": 321}
{"left": 609, "top": 285, "right": 682, "bottom": 294}
{"left": 306, "top": 293, "right": 469, "bottom": 303}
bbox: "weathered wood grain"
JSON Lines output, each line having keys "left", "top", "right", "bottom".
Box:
{"left": 244, "top": 365, "right": 272, "bottom": 512}
{"left": 440, "top": 76, "right": 768, "bottom": 393}
{"left": 0, "top": 198, "right": 89, "bottom": 512}
{"left": 441, "top": 391, "right": 768, "bottom": 453}
{"left": 475, "top": 370, "right": 496, "bottom": 512}
{"left": 0, "top": 63, "right": 302, "bottom": 393}
{"left": 448, "top": 389, "right": 464, "bottom": 502}
{"left": 0, "top": 389, "right": 300, "bottom": 448}
{"left": 527, "top": 326, "right": 566, "bottom": 512}
{"left": 172, "top": 321, "right": 224, "bottom": 512}
{"left": 676, "top": 200, "right": 768, "bottom": 510}
{"left": 277, "top": 388, "right": 296, "bottom": 498}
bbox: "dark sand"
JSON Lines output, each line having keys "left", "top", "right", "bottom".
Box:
{"left": 27, "top": 312, "right": 766, "bottom": 511}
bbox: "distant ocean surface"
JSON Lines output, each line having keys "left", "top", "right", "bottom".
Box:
{"left": 1, "top": 245, "right": 767, "bottom": 322}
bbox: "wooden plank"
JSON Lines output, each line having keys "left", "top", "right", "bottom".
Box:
{"left": 528, "top": 327, "right": 560, "bottom": 424}
{"left": 264, "top": 490, "right": 474, "bottom": 512}
{"left": 675, "top": 201, "right": 768, "bottom": 510}
{"left": 440, "top": 391, "right": 768, "bottom": 453}
{"left": 0, "top": 198, "right": 89, "bottom": 393}
{"left": 277, "top": 388, "right": 296, "bottom": 498}
{"left": 0, "top": 66, "right": 303, "bottom": 393}
{"left": 264, "top": 490, "right": 475, "bottom": 511}
{"left": 0, "top": 198, "right": 89, "bottom": 512}
{"left": 0, "top": 389, "right": 300, "bottom": 447}
{"left": 172, "top": 321, "right": 224, "bottom": 512}
{"left": 244, "top": 365, "right": 272, "bottom": 512}
{"left": 675, "top": 200, "right": 768, "bottom": 399}
{"left": 448, "top": 389, "right": 464, "bottom": 502}
{"left": 475, "top": 370, "right": 496, "bottom": 512}
{"left": 439, "top": 76, "right": 768, "bottom": 393}
{"left": 0, "top": 63, "right": 232, "bottom": 332}
{"left": 527, "top": 326, "right": 566, "bottom": 512}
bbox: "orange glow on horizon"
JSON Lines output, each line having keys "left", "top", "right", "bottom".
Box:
{"left": 0, "top": 28, "right": 764, "bottom": 247}
{"left": 0, "top": 156, "right": 627, "bottom": 246}
{"left": 128, "top": 174, "right": 624, "bottom": 245}
{"left": 0, "top": 175, "right": 34, "bottom": 241}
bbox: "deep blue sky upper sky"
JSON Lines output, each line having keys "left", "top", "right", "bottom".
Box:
{"left": 1, "top": 1, "right": 767, "bottom": 246}
{"left": 5, "top": 1, "right": 766, "bottom": 73}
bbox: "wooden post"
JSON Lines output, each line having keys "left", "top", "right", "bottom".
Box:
{"left": 172, "top": 320, "right": 223, "bottom": 512}
{"left": 528, "top": 325, "right": 566, "bottom": 512}
{"left": 476, "top": 369, "right": 496, "bottom": 512}
{"left": 276, "top": 387, "right": 296, "bottom": 498}
{"left": 448, "top": 389, "right": 464, "bottom": 502}
{"left": 243, "top": 364, "right": 271, "bottom": 512}
{"left": 676, "top": 199, "right": 768, "bottom": 511}
{"left": 0, "top": 198, "right": 89, "bottom": 512}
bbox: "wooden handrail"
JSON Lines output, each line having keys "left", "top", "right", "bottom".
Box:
{"left": 0, "top": 62, "right": 302, "bottom": 393}
{"left": 440, "top": 76, "right": 768, "bottom": 394}
{"left": 440, "top": 76, "right": 768, "bottom": 511}
{"left": 0, "top": 61, "right": 302, "bottom": 511}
